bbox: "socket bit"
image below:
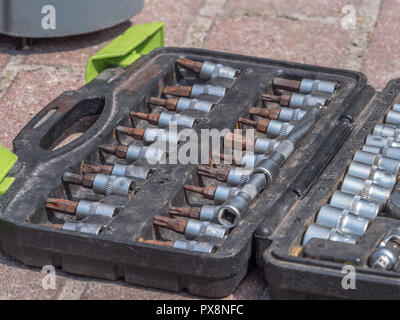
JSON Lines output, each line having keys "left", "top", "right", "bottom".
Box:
{"left": 82, "top": 163, "right": 151, "bottom": 180}
{"left": 238, "top": 118, "right": 294, "bottom": 138}
{"left": 262, "top": 93, "right": 328, "bottom": 109}
{"left": 197, "top": 165, "right": 252, "bottom": 186}
{"left": 63, "top": 172, "right": 135, "bottom": 197}
{"left": 169, "top": 205, "right": 220, "bottom": 223}
{"left": 45, "top": 198, "right": 119, "bottom": 219}
{"left": 142, "top": 239, "right": 217, "bottom": 254}
{"left": 153, "top": 215, "right": 229, "bottom": 240}
{"left": 177, "top": 58, "right": 239, "bottom": 80}
{"left": 365, "top": 134, "right": 400, "bottom": 148}
{"left": 164, "top": 84, "right": 227, "bottom": 98}
{"left": 362, "top": 144, "right": 400, "bottom": 161}
{"left": 42, "top": 222, "right": 104, "bottom": 235}
{"left": 250, "top": 106, "right": 306, "bottom": 122}
{"left": 341, "top": 175, "right": 392, "bottom": 204}
{"left": 99, "top": 144, "right": 166, "bottom": 164}
{"left": 302, "top": 224, "right": 359, "bottom": 246}
{"left": 368, "top": 228, "right": 400, "bottom": 270}
{"left": 347, "top": 161, "right": 397, "bottom": 189}
{"left": 373, "top": 124, "right": 400, "bottom": 140}
{"left": 130, "top": 111, "right": 197, "bottom": 128}
{"left": 354, "top": 150, "right": 400, "bottom": 174}
{"left": 330, "top": 190, "right": 381, "bottom": 220}
{"left": 184, "top": 185, "right": 240, "bottom": 205}
{"left": 316, "top": 205, "right": 370, "bottom": 237}
{"left": 273, "top": 77, "right": 340, "bottom": 94}
{"left": 149, "top": 97, "right": 214, "bottom": 113}
{"left": 225, "top": 133, "right": 280, "bottom": 154}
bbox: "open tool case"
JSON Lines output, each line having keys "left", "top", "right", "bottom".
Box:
{"left": 1, "top": 47, "right": 398, "bottom": 298}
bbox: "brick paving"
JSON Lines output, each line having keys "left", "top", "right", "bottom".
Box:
{"left": 0, "top": 0, "right": 399, "bottom": 300}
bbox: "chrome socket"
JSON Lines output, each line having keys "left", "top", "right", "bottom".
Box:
{"left": 348, "top": 161, "right": 396, "bottom": 189}
{"left": 368, "top": 228, "right": 400, "bottom": 270}
{"left": 176, "top": 98, "right": 214, "bottom": 113}
{"left": 200, "top": 60, "right": 239, "bottom": 80}
{"left": 92, "top": 174, "right": 134, "bottom": 197}
{"left": 158, "top": 112, "right": 197, "bottom": 128}
{"left": 299, "top": 78, "right": 337, "bottom": 94}
{"left": 254, "top": 138, "right": 280, "bottom": 154}
{"left": 362, "top": 144, "right": 400, "bottom": 161}
{"left": 125, "top": 144, "right": 166, "bottom": 163}
{"left": 191, "top": 84, "right": 227, "bottom": 98}
{"left": 303, "top": 224, "right": 358, "bottom": 246}
{"left": 353, "top": 150, "right": 400, "bottom": 174}
{"left": 365, "top": 134, "right": 400, "bottom": 148}
{"left": 341, "top": 175, "right": 392, "bottom": 204}
{"left": 62, "top": 222, "right": 104, "bottom": 235}
{"left": 330, "top": 190, "right": 381, "bottom": 221}
{"left": 184, "top": 219, "right": 230, "bottom": 240}
{"left": 213, "top": 185, "right": 240, "bottom": 204}
{"left": 266, "top": 120, "right": 294, "bottom": 138}
{"left": 226, "top": 167, "right": 252, "bottom": 186}
{"left": 173, "top": 239, "right": 217, "bottom": 254}
{"left": 289, "top": 93, "right": 327, "bottom": 108}
{"left": 385, "top": 110, "right": 400, "bottom": 126}
{"left": 199, "top": 205, "right": 220, "bottom": 223}
{"left": 240, "top": 152, "right": 265, "bottom": 168}
{"left": 316, "top": 205, "right": 369, "bottom": 237}
{"left": 111, "top": 163, "right": 151, "bottom": 180}
{"left": 373, "top": 124, "right": 400, "bottom": 140}
{"left": 278, "top": 107, "right": 306, "bottom": 121}
{"left": 393, "top": 104, "right": 400, "bottom": 112}
{"left": 75, "top": 200, "right": 119, "bottom": 219}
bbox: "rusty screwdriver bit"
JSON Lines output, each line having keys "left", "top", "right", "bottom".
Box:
{"left": 164, "top": 85, "right": 192, "bottom": 98}
{"left": 238, "top": 118, "right": 270, "bottom": 133}
{"left": 273, "top": 78, "right": 302, "bottom": 92}
{"left": 115, "top": 126, "right": 146, "bottom": 140}
{"left": 169, "top": 206, "right": 202, "bottom": 219}
{"left": 176, "top": 58, "right": 203, "bottom": 74}
{"left": 149, "top": 97, "right": 179, "bottom": 111}
{"left": 224, "top": 132, "right": 254, "bottom": 150}
{"left": 197, "top": 165, "right": 230, "bottom": 182}
{"left": 183, "top": 185, "right": 217, "bottom": 200}
{"left": 99, "top": 144, "right": 129, "bottom": 158}
{"left": 45, "top": 198, "right": 78, "bottom": 215}
{"left": 130, "top": 111, "right": 161, "bottom": 125}
{"left": 261, "top": 93, "right": 292, "bottom": 107}
{"left": 62, "top": 172, "right": 95, "bottom": 188}
{"left": 250, "top": 107, "right": 281, "bottom": 119}
{"left": 153, "top": 215, "right": 187, "bottom": 234}
{"left": 82, "top": 164, "right": 113, "bottom": 175}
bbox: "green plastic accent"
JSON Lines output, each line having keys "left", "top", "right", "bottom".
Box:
{"left": 85, "top": 21, "right": 165, "bottom": 83}
{"left": 0, "top": 145, "right": 17, "bottom": 195}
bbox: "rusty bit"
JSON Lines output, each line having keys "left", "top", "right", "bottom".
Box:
{"left": 224, "top": 132, "right": 254, "bottom": 150}
{"left": 99, "top": 144, "right": 129, "bottom": 158}
{"left": 45, "top": 198, "right": 78, "bottom": 215}
{"left": 184, "top": 185, "right": 217, "bottom": 200}
{"left": 169, "top": 206, "right": 202, "bottom": 219}
{"left": 115, "top": 126, "right": 145, "bottom": 140}
{"left": 261, "top": 94, "right": 292, "bottom": 107}
{"left": 176, "top": 58, "right": 203, "bottom": 74}
{"left": 141, "top": 239, "right": 174, "bottom": 247}
{"left": 153, "top": 215, "right": 187, "bottom": 234}
{"left": 130, "top": 111, "right": 161, "bottom": 126}
{"left": 163, "top": 85, "right": 192, "bottom": 98}
{"left": 250, "top": 107, "right": 281, "bottom": 120}
{"left": 238, "top": 118, "right": 270, "bottom": 133}
{"left": 197, "top": 165, "right": 230, "bottom": 182}
{"left": 62, "top": 172, "right": 95, "bottom": 188}
{"left": 273, "top": 78, "right": 301, "bottom": 92}
{"left": 149, "top": 97, "right": 179, "bottom": 111}
{"left": 82, "top": 164, "right": 113, "bottom": 175}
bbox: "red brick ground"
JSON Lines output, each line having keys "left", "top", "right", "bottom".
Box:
{"left": 0, "top": 0, "right": 399, "bottom": 300}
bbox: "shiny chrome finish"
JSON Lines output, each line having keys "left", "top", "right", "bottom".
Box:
{"left": 303, "top": 224, "right": 358, "bottom": 246}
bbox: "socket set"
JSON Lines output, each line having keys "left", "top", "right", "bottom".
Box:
{"left": 0, "top": 48, "right": 370, "bottom": 297}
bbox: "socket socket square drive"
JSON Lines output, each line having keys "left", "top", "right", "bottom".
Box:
{"left": 341, "top": 175, "right": 392, "bottom": 204}
{"left": 184, "top": 219, "right": 230, "bottom": 240}
{"left": 316, "top": 205, "right": 369, "bottom": 237}
{"left": 226, "top": 167, "right": 252, "bottom": 186}
{"left": 278, "top": 107, "right": 306, "bottom": 121}
{"left": 289, "top": 93, "right": 328, "bottom": 108}
{"left": 254, "top": 138, "right": 280, "bottom": 154}
{"left": 125, "top": 144, "right": 166, "bottom": 163}
{"left": 303, "top": 224, "right": 358, "bottom": 246}
{"left": 191, "top": 84, "right": 227, "bottom": 98}
{"left": 157, "top": 112, "right": 197, "bottom": 128}
{"left": 176, "top": 98, "right": 214, "bottom": 113}
{"left": 76, "top": 200, "right": 119, "bottom": 219}
{"left": 200, "top": 60, "right": 239, "bottom": 80}
{"left": 365, "top": 134, "right": 400, "bottom": 148}
{"left": 267, "top": 120, "right": 294, "bottom": 138}
{"left": 173, "top": 240, "right": 216, "bottom": 253}
{"left": 330, "top": 190, "right": 381, "bottom": 220}
{"left": 362, "top": 145, "right": 400, "bottom": 161}
{"left": 373, "top": 124, "right": 400, "bottom": 140}
{"left": 353, "top": 150, "right": 400, "bottom": 174}
{"left": 62, "top": 222, "right": 104, "bottom": 235}
{"left": 348, "top": 161, "right": 397, "bottom": 189}
{"left": 385, "top": 110, "right": 400, "bottom": 126}
{"left": 92, "top": 174, "right": 134, "bottom": 197}
{"left": 214, "top": 186, "right": 241, "bottom": 204}
{"left": 299, "top": 79, "right": 337, "bottom": 94}
{"left": 199, "top": 205, "right": 220, "bottom": 222}
{"left": 111, "top": 163, "right": 151, "bottom": 180}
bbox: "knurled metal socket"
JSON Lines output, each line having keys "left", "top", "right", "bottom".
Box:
{"left": 199, "top": 205, "right": 220, "bottom": 223}
{"left": 200, "top": 61, "right": 239, "bottom": 80}
{"left": 173, "top": 239, "right": 217, "bottom": 253}
{"left": 348, "top": 161, "right": 397, "bottom": 189}
{"left": 330, "top": 190, "right": 381, "bottom": 221}
{"left": 254, "top": 138, "right": 280, "bottom": 154}
{"left": 213, "top": 185, "right": 240, "bottom": 204}
{"left": 190, "top": 84, "right": 227, "bottom": 98}
{"left": 157, "top": 112, "right": 197, "bottom": 128}
{"left": 62, "top": 222, "right": 104, "bottom": 235}
{"left": 341, "top": 175, "right": 392, "bottom": 204}
{"left": 184, "top": 219, "right": 230, "bottom": 240}
{"left": 362, "top": 144, "right": 400, "bottom": 161}
{"left": 176, "top": 98, "right": 214, "bottom": 113}
{"left": 373, "top": 124, "right": 400, "bottom": 140}
{"left": 302, "top": 224, "right": 359, "bottom": 246}
{"left": 278, "top": 107, "right": 306, "bottom": 121}
{"left": 316, "top": 205, "right": 369, "bottom": 237}
{"left": 365, "top": 134, "right": 400, "bottom": 148}
{"left": 226, "top": 167, "right": 252, "bottom": 186}
{"left": 111, "top": 163, "right": 151, "bottom": 180}
{"left": 289, "top": 93, "right": 328, "bottom": 108}
{"left": 385, "top": 110, "right": 400, "bottom": 126}
{"left": 266, "top": 120, "right": 294, "bottom": 138}
{"left": 125, "top": 144, "right": 166, "bottom": 163}
{"left": 92, "top": 174, "right": 134, "bottom": 197}
{"left": 299, "top": 78, "right": 337, "bottom": 94}
{"left": 75, "top": 200, "right": 119, "bottom": 219}
{"left": 354, "top": 150, "right": 400, "bottom": 174}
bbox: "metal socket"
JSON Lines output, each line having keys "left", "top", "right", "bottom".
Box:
{"left": 303, "top": 224, "right": 358, "bottom": 246}
{"left": 173, "top": 239, "right": 217, "bottom": 253}
{"left": 92, "top": 174, "right": 134, "bottom": 197}
{"left": 62, "top": 222, "right": 104, "bottom": 235}
{"left": 365, "top": 134, "right": 400, "bottom": 148}
{"left": 191, "top": 84, "right": 227, "bottom": 98}
{"left": 200, "top": 61, "right": 239, "bottom": 80}
{"left": 348, "top": 161, "right": 396, "bottom": 189}
{"left": 299, "top": 78, "right": 337, "bottom": 94}
{"left": 373, "top": 124, "right": 400, "bottom": 140}
{"left": 111, "top": 163, "right": 151, "bottom": 180}
{"left": 385, "top": 110, "right": 400, "bottom": 126}
{"left": 289, "top": 93, "right": 327, "bottom": 108}
{"left": 354, "top": 150, "right": 400, "bottom": 174}
{"left": 176, "top": 98, "right": 214, "bottom": 113}
{"left": 158, "top": 112, "right": 197, "bottom": 128}
{"left": 184, "top": 219, "right": 230, "bottom": 240}
{"left": 75, "top": 200, "right": 119, "bottom": 219}
{"left": 266, "top": 120, "right": 294, "bottom": 138}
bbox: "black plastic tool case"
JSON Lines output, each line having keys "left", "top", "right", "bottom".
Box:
{"left": 1, "top": 47, "right": 395, "bottom": 298}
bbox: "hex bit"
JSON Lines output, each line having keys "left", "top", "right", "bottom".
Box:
{"left": 42, "top": 222, "right": 104, "bottom": 235}
{"left": 141, "top": 239, "right": 217, "bottom": 254}
{"left": 238, "top": 117, "right": 294, "bottom": 137}
{"left": 273, "top": 77, "right": 340, "bottom": 94}
{"left": 250, "top": 106, "right": 306, "bottom": 122}
{"left": 130, "top": 111, "right": 197, "bottom": 128}
{"left": 262, "top": 93, "right": 329, "bottom": 109}
{"left": 176, "top": 58, "right": 239, "bottom": 80}
{"left": 149, "top": 97, "right": 214, "bottom": 113}
{"left": 164, "top": 84, "right": 227, "bottom": 98}
{"left": 197, "top": 165, "right": 251, "bottom": 186}
{"left": 82, "top": 163, "right": 151, "bottom": 180}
